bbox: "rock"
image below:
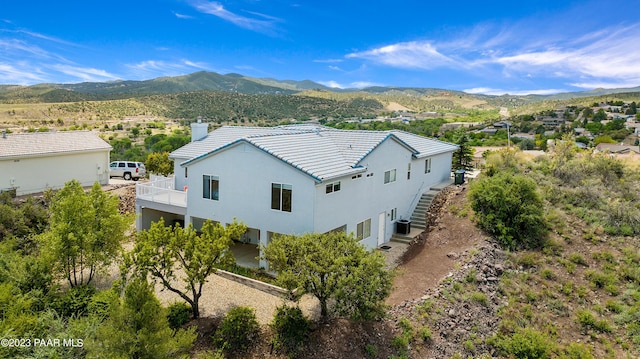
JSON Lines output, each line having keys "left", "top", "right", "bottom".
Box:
{"left": 447, "top": 252, "right": 459, "bottom": 259}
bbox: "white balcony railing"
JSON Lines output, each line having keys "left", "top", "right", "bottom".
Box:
{"left": 136, "top": 176, "right": 187, "bottom": 207}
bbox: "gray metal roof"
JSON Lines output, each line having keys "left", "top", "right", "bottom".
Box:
{"left": 0, "top": 131, "right": 112, "bottom": 159}
{"left": 175, "top": 125, "right": 458, "bottom": 181}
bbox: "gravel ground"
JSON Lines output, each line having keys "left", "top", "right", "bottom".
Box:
{"left": 152, "top": 273, "right": 321, "bottom": 325}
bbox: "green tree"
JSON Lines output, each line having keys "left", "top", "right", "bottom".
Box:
{"left": 263, "top": 232, "right": 392, "bottom": 320}
{"left": 145, "top": 151, "right": 174, "bottom": 176}
{"left": 468, "top": 172, "right": 548, "bottom": 251}
{"left": 87, "top": 279, "right": 195, "bottom": 359}
{"left": 128, "top": 219, "right": 246, "bottom": 318}
{"left": 41, "top": 181, "right": 129, "bottom": 287}
{"left": 593, "top": 108, "right": 607, "bottom": 122}
{"left": 451, "top": 129, "right": 474, "bottom": 171}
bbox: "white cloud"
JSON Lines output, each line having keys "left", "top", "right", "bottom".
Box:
{"left": 350, "top": 81, "right": 381, "bottom": 88}
{"left": 174, "top": 13, "right": 193, "bottom": 19}
{"left": 318, "top": 80, "right": 382, "bottom": 89}
{"left": 126, "top": 59, "right": 210, "bottom": 79}
{"left": 50, "top": 64, "right": 119, "bottom": 82}
{"left": 346, "top": 18, "right": 640, "bottom": 90}
{"left": 347, "top": 41, "right": 458, "bottom": 69}
{"left": 464, "top": 87, "right": 566, "bottom": 96}
{"left": 313, "top": 58, "right": 343, "bottom": 63}
{"left": 318, "top": 80, "right": 344, "bottom": 89}
{"left": 190, "top": 1, "right": 280, "bottom": 34}
{"left": 0, "top": 62, "right": 46, "bottom": 84}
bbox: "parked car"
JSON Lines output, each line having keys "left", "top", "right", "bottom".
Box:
{"left": 109, "top": 161, "right": 146, "bottom": 180}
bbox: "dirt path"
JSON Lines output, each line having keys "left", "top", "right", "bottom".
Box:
{"left": 387, "top": 186, "right": 485, "bottom": 305}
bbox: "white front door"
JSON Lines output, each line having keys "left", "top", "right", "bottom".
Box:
{"left": 378, "top": 212, "right": 386, "bottom": 246}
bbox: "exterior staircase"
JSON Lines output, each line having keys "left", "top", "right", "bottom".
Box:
{"left": 390, "top": 180, "right": 452, "bottom": 244}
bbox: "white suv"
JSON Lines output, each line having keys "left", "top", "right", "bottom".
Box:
{"left": 109, "top": 161, "right": 146, "bottom": 181}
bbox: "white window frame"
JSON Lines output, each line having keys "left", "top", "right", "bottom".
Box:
{"left": 356, "top": 218, "right": 371, "bottom": 240}
{"left": 425, "top": 158, "right": 432, "bottom": 174}
{"left": 407, "top": 162, "right": 411, "bottom": 180}
{"left": 203, "top": 174, "right": 219, "bottom": 200}
{"left": 384, "top": 169, "right": 397, "bottom": 184}
{"left": 325, "top": 181, "right": 341, "bottom": 194}
{"left": 271, "top": 183, "right": 292, "bottom": 212}
{"left": 391, "top": 208, "right": 397, "bottom": 221}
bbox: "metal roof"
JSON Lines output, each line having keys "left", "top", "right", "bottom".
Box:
{"left": 175, "top": 125, "right": 458, "bottom": 182}
{"left": 0, "top": 131, "right": 112, "bottom": 159}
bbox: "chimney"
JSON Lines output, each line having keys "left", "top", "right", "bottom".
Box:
{"left": 191, "top": 118, "right": 208, "bottom": 142}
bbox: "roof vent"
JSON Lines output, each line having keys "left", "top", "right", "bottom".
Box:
{"left": 2, "top": 130, "right": 6, "bottom": 139}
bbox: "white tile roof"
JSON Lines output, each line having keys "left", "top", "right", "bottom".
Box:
{"left": 175, "top": 125, "right": 458, "bottom": 181}
{"left": 0, "top": 131, "right": 111, "bottom": 159}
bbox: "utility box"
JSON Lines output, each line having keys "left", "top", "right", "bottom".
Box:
{"left": 454, "top": 169, "right": 466, "bottom": 185}
{"left": 396, "top": 219, "right": 411, "bottom": 235}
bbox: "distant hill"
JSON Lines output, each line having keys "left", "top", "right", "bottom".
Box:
{"left": 1, "top": 71, "right": 640, "bottom": 122}
{"left": 0, "top": 72, "right": 333, "bottom": 103}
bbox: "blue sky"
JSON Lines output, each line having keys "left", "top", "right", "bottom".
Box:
{"left": 2, "top": 0, "right": 640, "bottom": 95}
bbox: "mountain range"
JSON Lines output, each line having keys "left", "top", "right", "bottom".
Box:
{"left": 2, "top": 71, "right": 640, "bottom": 104}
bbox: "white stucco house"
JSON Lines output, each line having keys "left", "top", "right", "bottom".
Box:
{"left": 135, "top": 123, "right": 457, "bottom": 266}
{"left": 0, "top": 130, "right": 111, "bottom": 195}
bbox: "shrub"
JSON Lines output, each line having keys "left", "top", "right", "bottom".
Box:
{"left": 561, "top": 342, "right": 595, "bottom": 359}
{"left": 167, "top": 302, "right": 192, "bottom": 329}
{"left": 270, "top": 305, "right": 310, "bottom": 355}
{"left": 365, "top": 344, "right": 378, "bottom": 358}
{"left": 213, "top": 306, "right": 260, "bottom": 352}
{"left": 87, "top": 288, "right": 119, "bottom": 319}
{"left": 568, "top": 253, "right": 587, "bottom": 266}
{"left": 494, "top": 328, "right": 555, "bottom": 359}
{"left": 393, "top": 317, "right": 414, "bottom": 355}
{"left": 468, "top": 172, "right": 548, "bottom": 250}
{"left": 468, "top": 292, "right": 488, "bottom": 306}
{"left": 419, "top": 326, "right": 432, "bottom": 342}
{"left": 49, "top": 285, "right": 96, "bottom": 318}
{"left": 576, "top": 309, "right": 612, "bottom": 333}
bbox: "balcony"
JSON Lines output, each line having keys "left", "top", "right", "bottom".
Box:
{"left": 136, "top": 176, "right": 187, "bottom": 208}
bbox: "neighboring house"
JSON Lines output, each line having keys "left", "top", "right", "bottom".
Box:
{"left": 594, "top": 143, "right": 640, "bottom": 156}
{"left": 0, "top": 131, "right": 112, "bottom": 195}
{"left": 136, "top": 123, "right": 457, "bottom": 265}
{"left": 624, "top": 122, "right": 640, "bottom": 135}
{"left": 540, "top": 117, "right": 565, "bottom": 127}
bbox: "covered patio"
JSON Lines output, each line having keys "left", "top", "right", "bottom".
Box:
{"left": 229, "top": 242, "right": 260, "bottom": 269}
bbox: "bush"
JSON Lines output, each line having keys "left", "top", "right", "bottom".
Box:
{"left": 167, "top": 302, "right": 192, "bottom": 329}
{"left": 494, "top": 328, "right": 555, "bottom": 359}
{"left": 270, "top": 305, "right": 310, "bottom": 355}
{"left": 576, "top": 309, "right": 612, "bottom": 333}
{"left": 49, "top": 285, "right": 96, "bottom": 318}
{"left": 213, "top": 306, "right": 260, "bottom": 352}
{"left": 469, "top": 172, "right": 548, "bottom": 250}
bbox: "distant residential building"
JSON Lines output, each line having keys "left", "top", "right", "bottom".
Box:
{"left": 0, "top": 131, "right": 111, "bottom": 195}
{"left": 540, "top": 118, "right": 565, "bottom": 127}
{"left": 595, "top": 143, "right": 640, "bottom": 155}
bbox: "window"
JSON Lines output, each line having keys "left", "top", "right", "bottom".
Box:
{"left": 271, "top": 183, "right": 292, "bottom": 212}
{"left": 366, "top": 173, "right": 374, "bottom": 177}
{"left": 118, "top": 162, "right": 125, "bottom": 168}
{"left": 185, "top": 167, "right": 188, "bottom": 178}
{"left": 203, "top": 175, "right": 219, "bottom": 200}
{"left": 384, "top": 169, "right": 397, "bottom": 184}
{"left": 351, "top": 174, "right": 362, "bottom": 180}
{"left": 391, "top": 208, "right": 397, "bottom": 221}
{"left": 407, "top": 163, "right": 411, "bottom": 180}
{"left": 425, "top": 158, "right": 432, "bottom": 174}
{"left": 356, "top": 218, "right": 371, "bottom": 240}
{"left": 325, "top": 181, "right": 341, "bottom": 194}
